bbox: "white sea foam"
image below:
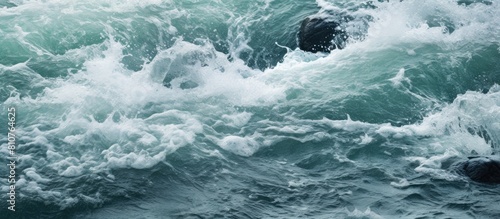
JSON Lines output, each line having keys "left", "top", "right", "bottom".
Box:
{"left": 390, "top": 178, "right": 410, "bottom": 189}
{"left": 344, "top": 207, "right": 384, "bottom": 219}
{"left": 379, "top": 87, "right": 500, "bottom": 155}
{"left": 220, "top": 112, "right": 253, "bottom": 128}
{"left": 2, "top": 0, "right": 500, "bottom": 213}
{"left": 359, "top": 133, "right": 374, "bottom": 145}
{"left": 1, "top": 35, "right": 289, "bottom": 199}
{"left": 389, "top": 68, "right": 410, "bottom": 87}
{"left": 24, "top": 168, "right": 51, "bottom": 183}
{"left": 218, "top": 135, "right": 258, "bottom": 157}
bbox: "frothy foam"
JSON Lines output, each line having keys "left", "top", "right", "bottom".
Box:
{"left": 1, "top": 0, "right": 499, "bottom": 214}
{"left": 1, "top": 33, "right": 288, "bottom": 207}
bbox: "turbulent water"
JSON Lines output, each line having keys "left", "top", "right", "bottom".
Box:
{"left": 1, "top": 0, "right": 500, "bottom": 218}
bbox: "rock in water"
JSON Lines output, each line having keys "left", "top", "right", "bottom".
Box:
{"left": 298, "top": 17, "right": 347, "bottom": 53}
{"left": 458, "top": 156, "right": 500, "bottom": 184}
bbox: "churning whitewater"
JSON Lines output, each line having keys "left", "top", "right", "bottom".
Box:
{"left": 1, "top": 0, "right": 500, "bottom": 218}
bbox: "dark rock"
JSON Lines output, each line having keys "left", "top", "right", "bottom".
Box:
{"left": 456, "top": 156, "right": 500, "bottom": 184}
{"left": 298, "top": 17, "right": 347, "bottom": 53}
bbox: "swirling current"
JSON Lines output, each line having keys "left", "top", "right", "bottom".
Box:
{"left": 1, "top": 0, "right": 500, "bottom": 218}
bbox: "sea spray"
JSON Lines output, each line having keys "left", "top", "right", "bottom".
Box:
{"left": 1, "top": 0, "right": 499, "bottom": 218}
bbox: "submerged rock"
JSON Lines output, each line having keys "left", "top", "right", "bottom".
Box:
{"left": 298, "top": 16, "right": 347, "bottom": 53}
{"left": 456, "top": 0, "right": 492, "bottom": 6}
{"left": 455, "top": 156, "right": 500, "bottom": 184}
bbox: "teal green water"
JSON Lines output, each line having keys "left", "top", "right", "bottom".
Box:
{"left": 1, "top": 0, "right": 500, "bottom": 218}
